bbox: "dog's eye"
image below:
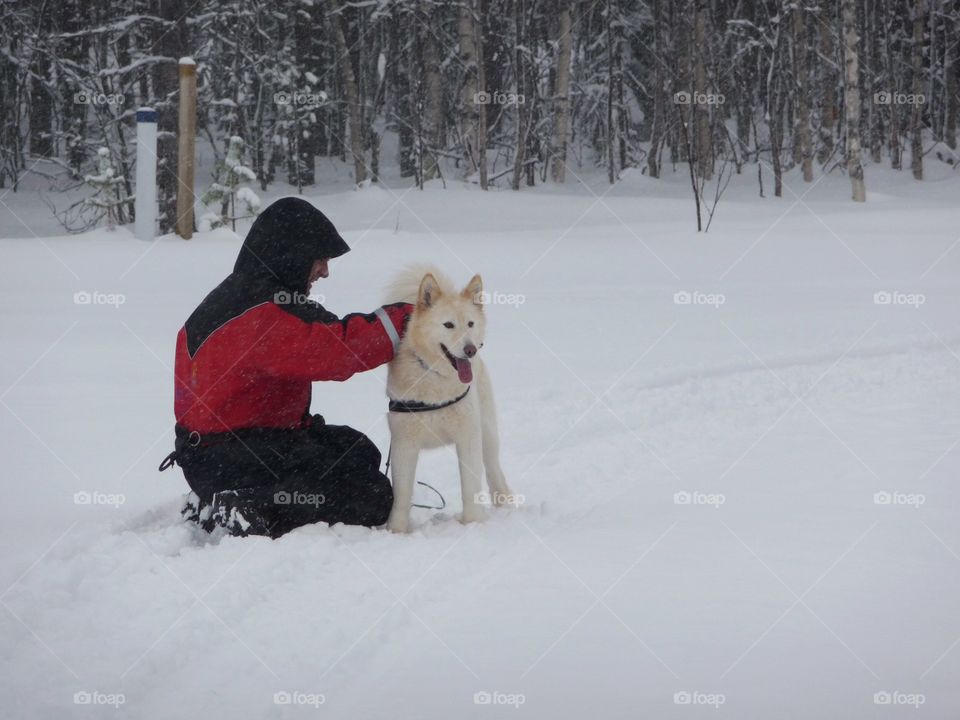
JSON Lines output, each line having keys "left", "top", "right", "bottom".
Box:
{"left": 468, "top": 321, "right": 474, "bottom": 327}
{"left": 443, "top": 321, "right": 455, "bottom": 329}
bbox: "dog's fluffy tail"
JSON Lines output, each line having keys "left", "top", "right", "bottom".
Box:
{"left": 383, "top": 264, "right": 456, "bottom": 305}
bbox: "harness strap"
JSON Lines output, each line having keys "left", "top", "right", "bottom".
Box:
{"left": 388, "top": 386, "right": 470, "bottom": 413}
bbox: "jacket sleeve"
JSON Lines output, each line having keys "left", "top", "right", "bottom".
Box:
{"left": 249, "top": 302, "right": 412, "bottom": 381}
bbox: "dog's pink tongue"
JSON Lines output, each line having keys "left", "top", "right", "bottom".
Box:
{"left": 456, "top": 357, "right": 473, "bottom": 384}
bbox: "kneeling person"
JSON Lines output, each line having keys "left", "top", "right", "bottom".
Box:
{"left": 161, "top": 197, "right": 411, "bottom": 537}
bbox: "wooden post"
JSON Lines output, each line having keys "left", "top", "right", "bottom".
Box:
{"left": 176, "top": 57, "right": 197, "bottom": 239}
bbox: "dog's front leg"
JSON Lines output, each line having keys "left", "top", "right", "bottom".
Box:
{"left": 457, "top": 430, "right": 486, "bottom": 524}
{"left": 386, "top": 439, "right": 419, "bottom": 533}
{"left": 477, "top": 363, "right": 513, "bottom": 505}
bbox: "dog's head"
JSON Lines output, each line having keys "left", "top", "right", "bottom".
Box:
{"left": 407, "top": 272, "right": 486, "bottom": 384}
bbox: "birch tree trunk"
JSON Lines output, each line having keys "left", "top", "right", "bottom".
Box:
{"left": 767, "top": 22, "right": 785, "bottom": 197}
{"left": 771, "top": 56, "right": 784, "bottom": 197}
{"left": 476, "top": 0, "right": 489, "bottom": 189}
{"left": 676, "top": 0, "right": 690, "bottom": 163}
{"left": 551, "top": 0, "right": 573, "bottom": 182}
{"left": 842, "top": 0, "right": 866, "bottom": 201}
{"left": 693, "top": 0, "right": 711, "bottom": 180}
{"left": 606, "top": 0, "right": 617, "bottom": 184}
{"left": 883, "top": 0, "right": 902, "bottom": 170}
{"left": 420, "top": 2, "right": 444, "bottom": 182}
{"left": 910, "top": 0, "right": 925, "bottom": 180}
{"left": 817, "top": 1, "right": 837, "bottom": 164}
{"left": 793, "top": 4, "right": 813, "bottom": 181}
{"left": 511, "top": 0, "right": 529, "bottom": 190}
{"left": 734, "top": 0, "right": 756, "bottom": 166}
{"left": 869, "top": 0, "right": 884, "bottom": 163}
{"left": 617, "top": 33, "right": 628, "bottom": 172}
{"left": 458, "top": 0, "right": 479, "bottom": 179}
{"left": 647, "top": 0, "right": 663, "bottom": 178}
{"left": 332, "top": 0, "right": 366, "bottom": 184}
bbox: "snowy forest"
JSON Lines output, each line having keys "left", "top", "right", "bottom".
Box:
{"left": 4, "top": 3, "right": 960, "bottom": 718}
{"left": 1, "top": 0, "right": 958, "bottom": 233}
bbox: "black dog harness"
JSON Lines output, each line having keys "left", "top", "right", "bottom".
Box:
{"left": 387, "top": 386, "right": 470, "bottom": 413}
{"left": 384, "top": 385, "right": 472, "bottom": 510}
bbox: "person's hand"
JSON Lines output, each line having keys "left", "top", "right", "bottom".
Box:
{"left": 400, "top": 302, "right": 414, "bottom": 331}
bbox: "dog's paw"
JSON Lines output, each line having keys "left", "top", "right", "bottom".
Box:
{"left": 460, "top": 508, "right": 487, "bottom": 524}
{"left": 386, "top": 515, "right": 410, "bottom": 534}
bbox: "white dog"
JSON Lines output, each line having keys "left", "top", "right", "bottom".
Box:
{"left": 383, "top": 265, "right": 513, "bottom": 533}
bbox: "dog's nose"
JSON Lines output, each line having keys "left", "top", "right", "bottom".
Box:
{"left": 463, "top": 343, "right": 477, "bottom": 358}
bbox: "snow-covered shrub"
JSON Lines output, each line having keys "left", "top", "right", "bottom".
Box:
{"left": 82, "top": 147, "right": 130, "bottom": 231}
{"left": 200, "top": 136, "right": 261, "bottom": 231}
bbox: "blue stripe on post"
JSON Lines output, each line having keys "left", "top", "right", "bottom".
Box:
{"left": 136, "top": 108, "right": 158, "bottom": 123}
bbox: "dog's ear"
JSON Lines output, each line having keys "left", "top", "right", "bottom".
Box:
{"left": 462, "top": 274, "right": 483, "bottom": 306}
{"left": 418, "top": 273, "right": 441, "bottom": 308}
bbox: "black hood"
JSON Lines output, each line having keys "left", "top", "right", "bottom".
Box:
{"left": 233, "top": 197, "right": 350, "bottom": 294}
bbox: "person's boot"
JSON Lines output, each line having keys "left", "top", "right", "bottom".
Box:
{"left": 209, "top": 489, "right": 276, "bottom": 537}
{"left": 181, "top": 491, "right": 217, "bottom": 533}
{"left": 181, "top": 492, "right": 202, "bottom": 522}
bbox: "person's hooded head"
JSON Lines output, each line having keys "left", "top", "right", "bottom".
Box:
{"left": 233, "top": 197, "right": 350, "bottom": 295}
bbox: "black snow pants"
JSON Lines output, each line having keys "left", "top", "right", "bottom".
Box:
{"left": 171, "top": 418, "right": 393, "bottom": 537}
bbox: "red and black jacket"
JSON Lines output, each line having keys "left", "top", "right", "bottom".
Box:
{"left": 174, "top": 197, "right": 410, "bottom": 435}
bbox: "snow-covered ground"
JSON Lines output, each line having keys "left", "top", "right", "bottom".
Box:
{"left": 1, "top": 165, "right": 959, "bottom": 719}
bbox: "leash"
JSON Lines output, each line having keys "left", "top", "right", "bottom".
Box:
{"left": 384, "top": 442, "right": 446, "bottom": 510}
{"left": 383, "top": 386, "right": 471, "bottom": 510}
